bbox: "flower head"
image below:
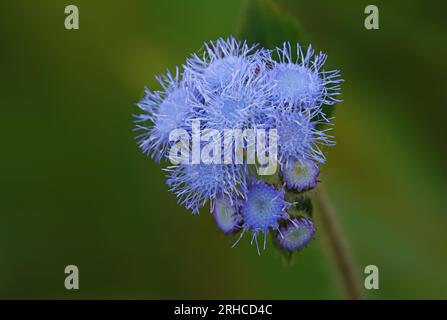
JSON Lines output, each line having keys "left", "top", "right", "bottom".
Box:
{"left": 134, "top": 68, "right": 193, "bottom": 162}
{"left": 166, "top": 162, "right": 247, "bottom": 214}
{"left": 184, "top": 36, "right": 267, "bottom": 94}
{"left": 268, "top": 42, "right": 342, "bottom": 109}
{"left": 282, "top": 159, "right": 319, "bottom": 192}
{"left": 233, "top": 180, "right": 290, "bottom": 254}
{"left": 190, "top": 65, "right": 274, "bottom": 131}
{"left": 276, "top": 218, "right": 315, "bottom": 252}
{"left": 275, "top": 108, "right": 334, "bottom": 165}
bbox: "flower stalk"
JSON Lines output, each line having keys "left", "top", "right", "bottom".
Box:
{"left": 313, "top": 185, "right": 363, "bottom": 300}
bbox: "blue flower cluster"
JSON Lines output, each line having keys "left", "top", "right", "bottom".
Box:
{"left": 135, "top": 37, "right": 342, "bottom": 255}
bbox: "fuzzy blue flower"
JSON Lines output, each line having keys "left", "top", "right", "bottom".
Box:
{"left": 233, "top": 180, "right": 290, "bottom": 254}
{"left": 277, "top": 218, "right": 315, "bottom": 252}
{"left": 134, "top": 69, "right": 193, "bottom": 162}
{"left": 282, "top": 159, "right": 319, "bottom": 192}
{"left": 166, "top": 161, "right": 247, "bottom": 214}
{"left": 212, "top": 196, "right": 242, "bottom": 235}
{"left": 134, "top": 36, "right": 343, "bottom": 256}
{"left": 275, "top": 108, "right": 334, "bottom": 166}
{"left": 184, "top": 36, "right": 267, "bottom": 93}
{"left": 268, "top": 42, "right": 342, "bottom": 109}
{"left": 190, "top": 66, "right": 274, "bottom": 131}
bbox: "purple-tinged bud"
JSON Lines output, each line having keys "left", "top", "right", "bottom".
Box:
{"left": 282, "top": 159, "right": 319, "bottom": 192}
{"left": 277, "top": 218, "right": 315, "bottom": 252}
{"left": 212, "top": 196, "right": 242, "bottom": 235}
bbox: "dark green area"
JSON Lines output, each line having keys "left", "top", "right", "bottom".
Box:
{"left": 0, "top": 0, "right": 446, "bottom": 299}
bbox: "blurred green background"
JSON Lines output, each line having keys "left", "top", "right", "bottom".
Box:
{"left": 0, "top": 0, "right": 446, "bottom": 299}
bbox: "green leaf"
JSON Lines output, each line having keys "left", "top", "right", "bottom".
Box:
{"left": 238, "top": 0, "right": 306, "bottom": 49}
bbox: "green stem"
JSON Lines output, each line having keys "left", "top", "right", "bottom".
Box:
{"left": 313, "top": 185, "right": 363, "bottom": 300}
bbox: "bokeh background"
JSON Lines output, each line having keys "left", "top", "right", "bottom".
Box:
{"left": 1, "top": 0, "right": 446, "bottom": 299}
